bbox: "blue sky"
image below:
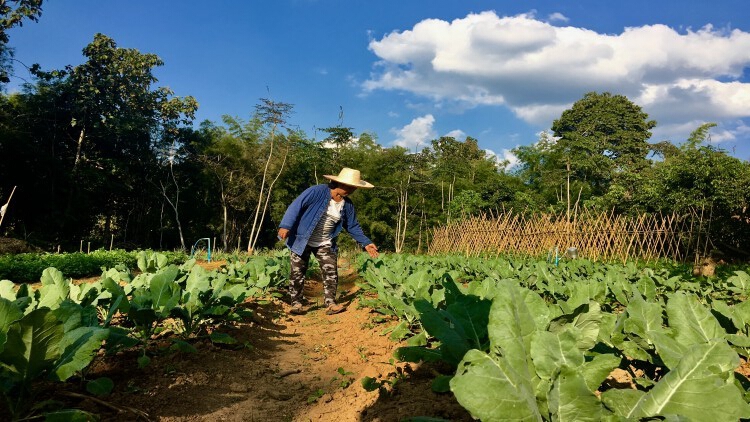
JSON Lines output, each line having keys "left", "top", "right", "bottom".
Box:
{"left": 8, "top": 0, "right": 750, "bottom": 165}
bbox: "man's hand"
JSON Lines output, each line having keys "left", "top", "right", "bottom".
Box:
{"left": 277, "top": 228, "right": 289, "bottom": 239}
{"left": 365, "top": 243, "right": 379, "bottom": 259}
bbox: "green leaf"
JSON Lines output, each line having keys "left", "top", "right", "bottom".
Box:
{"left": 580, "top": 354, "right": 621, "bottom": 392}
{"left": 451, "top": 349, "right": 542, "bottom": 421}
{"left": 624, "top": 293, "right": 663, "bottom": 339}
{"left": 731, "top": 300, "right": 750, "bottom": 327}
{"left": 620, "top": 341, "right": 750, "bottom": 421}
{"left": 431, "top": 374, "right": 452, "bottom": 393}
{"left": 210, "top": 332, "right": 237, "bottom": 345}
{"left": 0, "top": 308, "right": 64, "bottom": 385}
{"left": 601, "top": 389, "right": 644, "bottom": 417}
{"left": 149, "top": 266, "right": 181, "bottom": 315}
{"left": 44, "top": 409, "right": 99, "bottom": 421}
{"left": 52, "top": 326, "right": 109, "bottom": 381}
{"left": 666, "top": 292, "right": 725, "bottom": 346}
{"left": 413, "top": 294, "right": 489, "bottom": 367}
{"left": 0, "top": 296, "right": 23, "bottom": 333}
{"left": 103, "top": 326, "right": 138, "bottom": 352}
{"left": 137, "top": 354, "right": 151, "bottom": 368}
{"left": 86, "top": 377, "right": 114, "bottom": 396}
{"left": 386, "top": 320, "right": 410, "bottom": 341}
{"left": 487, "top": 281, "right": 538, "bottom": 380}
{"left": 394, "top": 346, "right": 442, "bottom": 363}
{"left": 726, "top": 333, "right": 750, "bottom": 347}
{"left": 101, "top": 276, "right": 129, "bottom": 313}
{"left": 184, "top": 265, "right": 210, "bottom": 295}
{"left": 361, "top": 376, "right": 381, "bottom": 392}
{"left": 548, "top": 302, "right": 601, "bottom": 351}
{"left": 548, "top": 366, "right": 607, "bottom": 421}
{"left": 405, "top": 330, "right": 427, "bottom": 347}
{"left": 170, "top": 339, "right": 197, "bottom": 353}
{"left": 38, "top": 268, "right": 70, "bottom": 310}
{"left": 0, "top": 280, "right": 17, "bottom": 300}
{"left": 648, "top": 330, "right": 687, "bottom": 370}
{"left": 727, "top": 271, "right": 750, "bottom": 293}
{"left": 531, "top": 329, "right": 584, "bottom": 380}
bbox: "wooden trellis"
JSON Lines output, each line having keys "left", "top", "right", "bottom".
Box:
{"left": 428, "top": 208, "right": 707, "bottom": 263}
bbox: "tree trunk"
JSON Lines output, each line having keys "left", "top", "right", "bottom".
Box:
{"left": 247, "top": 130, "right": 276, "bottom": 254}
{"left": 160, "top": 161, "right": 186, "bottom": 250}
{"left": 395, "top": 175, "right": 410, "bottom": 253}
{"left": 250, "top": 146, "right": 290, "bottom": 252}
{"left": 73, "top": 127, "right": 85, "bottom": 170}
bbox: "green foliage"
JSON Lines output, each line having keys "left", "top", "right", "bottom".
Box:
{"left": 0, "top": 249, "right": 188, "bottom": 282}
{"left": 0, "top": 0, "right": 44, "bottom": 84}
{"left": 358, "top": 253, "right": 750, "bottom": 421}
{"left": 0, "top": 251, "right": 288, "bottom": 419}
{"left": 2, "top": 60, "right": 750, "bottom": 260}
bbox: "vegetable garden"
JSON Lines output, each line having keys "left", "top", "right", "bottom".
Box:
{"left": 2, "top": 250, "right": 750, "bottom": 421}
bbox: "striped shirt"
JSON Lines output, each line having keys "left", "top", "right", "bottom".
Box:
{"left": 307, "top": 199, "right": 345, "bottom": 247}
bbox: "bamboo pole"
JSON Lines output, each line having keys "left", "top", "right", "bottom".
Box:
{"left": 0, "top": 185, "right": 17, "bottom": 229}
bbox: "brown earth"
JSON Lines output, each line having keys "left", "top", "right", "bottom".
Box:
{"left": 0, "top": 237, "right": 40, "bottom": 254}
{"left": 56, "top": 260, "right": 473, "bottom": 422}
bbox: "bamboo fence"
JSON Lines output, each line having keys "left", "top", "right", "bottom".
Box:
{"left": 428, "top": 208, "right": 707, "bottom": 263}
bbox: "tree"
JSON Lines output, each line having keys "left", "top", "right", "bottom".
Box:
{"left": 544, "top": 92, "right": 657, "bottom": 215}
{"left": 319, "top": 125, "right": 354, "bottom": 166}
{"left": 247, "top": 98, "right": 293, "bottom": 254}
{"left": 645, "top": 123, "right": 750, "bottom": 256}
{"left": 0, "top": 0, "right": 44, "bottom": 84}
{"left": 0, "top": 34, "right": 197, "bottom": 248}
{"left": 426, "top": 136, "right": 488, "bottom": 221}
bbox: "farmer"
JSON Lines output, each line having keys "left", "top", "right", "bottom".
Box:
{"left": 278, "top": 167, "right": 379, "bottom": 315}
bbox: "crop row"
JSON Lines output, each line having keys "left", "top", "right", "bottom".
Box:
{"left": 0, "top": 251, "right": 289, "bottom": 421}
{"left": 356, "top": 254, "right": 750, "bottom": 421}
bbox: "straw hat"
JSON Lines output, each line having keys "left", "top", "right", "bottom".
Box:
{"left": 324, "top": 167, "right": 374, "bottom": 189}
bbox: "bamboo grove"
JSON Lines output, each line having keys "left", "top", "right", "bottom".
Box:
{"left": 1, "top": 31, "right": 749, "bottom": 260}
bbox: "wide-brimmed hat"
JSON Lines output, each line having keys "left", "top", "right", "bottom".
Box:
{"left": 324, "top": 167, "right": 374, "bottom": 189}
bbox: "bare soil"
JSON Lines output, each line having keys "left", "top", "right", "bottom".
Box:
{"left": 0, "top": 237, "right": 40, "bottom": 254}
{"left": 57, "top": 260, "right": 473, "bottom": 422}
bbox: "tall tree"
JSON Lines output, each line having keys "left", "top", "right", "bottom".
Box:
{"left": 549, "top": 92, "right": 656, "bottom": 214}
{"left": 1, "top": 33, "right": 197, "bottom": 247}
{"left": 0, "top": 0, "right": 43, "bottom": 84}
{"left": 247, "top": 98, "right": 293, "bottom": 253}
{"left": 645, "top": 123, "right": 750, "bottom": 256}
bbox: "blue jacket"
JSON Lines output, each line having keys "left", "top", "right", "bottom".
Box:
{"left": 279, "top": 184, "right": 373, "bottom": 255}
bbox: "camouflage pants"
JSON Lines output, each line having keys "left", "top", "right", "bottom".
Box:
{"left": 289, "top": 245, "right": 338, "bottom": 306}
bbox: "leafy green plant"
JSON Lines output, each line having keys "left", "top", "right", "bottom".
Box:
{"left": 332, "top": 367, "right": 354, "bottom": 389}
{"left": 0, "top": 249, "right": 188, "bottom": 282}
{"left": 307, "top": 388, "right": 325, "bottom": 404}
{"left": 0, "top": 305, "right": 108, "bottom": 420}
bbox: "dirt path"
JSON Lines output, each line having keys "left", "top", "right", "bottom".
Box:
{"left": 79, "top": 262, "right": 472, "bottom": 422}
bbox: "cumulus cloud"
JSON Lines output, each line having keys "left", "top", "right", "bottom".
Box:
{"left": 444, "top": 129, "right": 466, "bottom": 139}
{"left": 392, "top": 114, "right": 437, "bottom": 149}
{"left": 364, "top": 11, "right": 750, "bottom": 137}
{"left": 486, "top": 148, "right": 521, "bottom": 171}
{"left": 651, "top": 120, "right": 747, "bottom": 146}
{"left": 547, "top": 12, "right": 569, "bottom": 23}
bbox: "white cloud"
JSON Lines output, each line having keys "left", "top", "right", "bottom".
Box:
{"left": 364, "top": 11, "right": 750, "bottom": 134}
{"left": 501, "top": 148, "right": 520, "bottom": 169}
{"left": 485, "top": 148, "right": 521, "bottom": 171}
{"left": 651, "top": 120, "right": 748, "bottom": 145}
{"left": 547, "top": 12, "right": 569, "bottom": 23}
{"left": 391, "top": 114, "right": 437, "bottom": 149}
{"left": 444, "top": 129, "right": 466, "bottom": 139}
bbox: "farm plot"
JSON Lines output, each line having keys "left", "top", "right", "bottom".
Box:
{"left": 3, "top": 251, "right": 750, "bottom": 421}
{"left": 0, "top": 252, "right": 469, "bottom": 421}
{"left": 356, "top": 254, "right": 750, "bottom": 421}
